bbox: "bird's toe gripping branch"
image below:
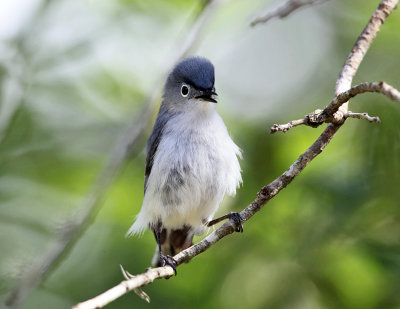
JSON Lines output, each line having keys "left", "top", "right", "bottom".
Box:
{"left": 229, "top": 212, "right": 244, "bottom": 233}
{"left": 207, "top": 212, "right": 244, "bottom": 233}
{"left": 160, "top": 254, "right": 178, "bottom": 275}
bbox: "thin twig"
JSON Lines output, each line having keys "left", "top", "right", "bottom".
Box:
{"left": 72, "top": 1, "right": 399, "bottom": 308}
{"left": 120, "top": 265, "right": 151, "bottom": 303}
{"left": 4, "top": 1, "right": 219, "bottom": 308}
{"left": 334, "top": 0, "right": 397, "bottom": 119}
{"left": 271, "top": 81, "right": 400, "bottom": 133}
{"left": 250, "top": 0, "right": 329, "bottom": 27}
{"left": 327, "top": 81, "right": 400, "bottom": 116}
{"left": 344, "top": 112, "right": 381, "bottom": 123}
{"left": 270, "top": 117, "right": 309, "bottom": 133}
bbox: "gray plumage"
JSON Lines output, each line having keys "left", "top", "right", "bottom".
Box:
{"left": 127, "top": 57, "right": 242, "bottom": 265}
{"left": 144, "top": 103, "right": 171, "bottom": 193}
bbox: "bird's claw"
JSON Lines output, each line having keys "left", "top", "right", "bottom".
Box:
{"left": 229, "top": 212, "right": 243, "bottom": 233}
{"left": 161, "top": 255, "right": 177, "bottom": 275}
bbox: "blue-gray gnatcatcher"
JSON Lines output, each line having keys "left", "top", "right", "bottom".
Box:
{"left": 127, "top": 57, "right": 242, "bottom": 272}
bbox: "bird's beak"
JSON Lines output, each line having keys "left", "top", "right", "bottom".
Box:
{"left": 195, "top": 89, "right": 218, "bottom": 103}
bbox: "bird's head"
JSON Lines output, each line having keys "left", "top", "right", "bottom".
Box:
{"left": 163, "top": 57, "right": 217, "bottom": 110}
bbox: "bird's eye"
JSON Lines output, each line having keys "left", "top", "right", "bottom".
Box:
{"left": 181, "top": 85, "right": 189, "bottom": 97}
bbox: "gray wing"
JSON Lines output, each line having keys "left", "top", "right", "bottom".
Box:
{"left": 144, "top": 104, "right": 172, "bottom": 193}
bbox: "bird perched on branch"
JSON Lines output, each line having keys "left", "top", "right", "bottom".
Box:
{"left": 127, "top": 57, "right": 242, "bottom": 273}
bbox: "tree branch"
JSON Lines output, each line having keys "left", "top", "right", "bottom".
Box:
{"left": 72, "top": 0, "right": 399, "bottom": 308}
{"left": 73, "top": 122, "right": 342, "bottom": 309}
{"left": 344, "top": 112, "right": 381, "bottom": 123}
{"left": 250, "top": 0, "right": 329, "bottom": 27}
{"left": 270, "top": 81, "right": 400, "bottom": 133}
{"left": 4, "top": 1, "right": 220, "bottom": 308}
{"left": 334, "top": 0, "right": 397, "bottom": 119}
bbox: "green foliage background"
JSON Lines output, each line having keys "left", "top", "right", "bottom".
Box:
{"left": 0, "top": 0, "right": 399, "bottom": 308}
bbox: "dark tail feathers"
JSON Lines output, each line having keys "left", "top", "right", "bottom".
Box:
{"left": 151, "top": 225, "right": 194, "bottom": 266}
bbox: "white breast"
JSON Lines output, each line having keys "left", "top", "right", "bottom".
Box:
{"left": 127, "top": 101, "right": 242, "bottom": 236}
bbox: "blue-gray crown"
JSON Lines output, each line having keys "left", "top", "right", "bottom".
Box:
{"left": 168, "top": 57, "right": 215, "bottom": 90}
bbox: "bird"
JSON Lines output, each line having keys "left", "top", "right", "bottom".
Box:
{"left": 127, "top": 56, "right": 242, "bottom": 273}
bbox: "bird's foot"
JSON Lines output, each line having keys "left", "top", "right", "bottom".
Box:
{"left": 228, "top": 212, "right": 243, "bottom": 233}
{"left": 207, "top": 212, "right": 244, "bottom": 232}
{"left": 160, "top": 254, "right": 177, "bottom": 275}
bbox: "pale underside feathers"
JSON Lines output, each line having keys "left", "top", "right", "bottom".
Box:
{"left": 127, "top": 101, "right": 242, "bottom": 236}
{"left": 127, "top": 56, "right": 242, "bottom": 240}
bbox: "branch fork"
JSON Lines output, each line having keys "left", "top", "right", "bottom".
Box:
{"left": 271, "top": 81, "right": 400, "bottom": 134}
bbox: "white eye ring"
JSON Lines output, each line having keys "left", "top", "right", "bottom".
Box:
{"left": 181, "top": 84, "right": 189, "bottom": 97}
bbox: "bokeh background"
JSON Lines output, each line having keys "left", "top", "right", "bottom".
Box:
{"left": 0, "top": 0, "right": 399, "bottom": 308}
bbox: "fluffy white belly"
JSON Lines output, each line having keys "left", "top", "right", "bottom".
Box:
{"left": 128, "top": 105, "right": 241, "bottom": 235}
